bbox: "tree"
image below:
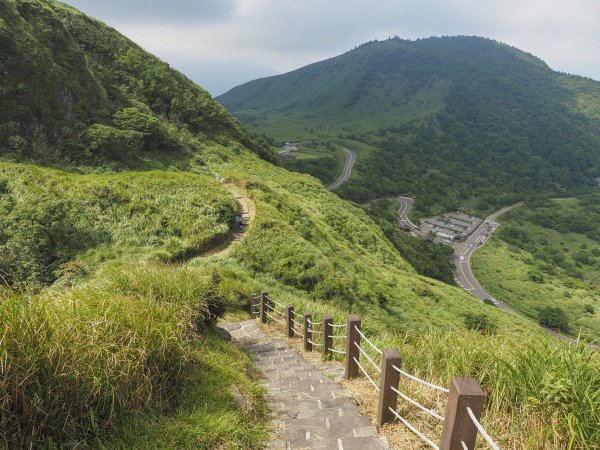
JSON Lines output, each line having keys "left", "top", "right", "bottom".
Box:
{"left": 538, "top": 307, "right": 569, "bottom": 332}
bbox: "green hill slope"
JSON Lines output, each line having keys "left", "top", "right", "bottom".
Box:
{"left": 473, "top": 196, "right": 600, "bottom": 340}
{"left": 0, "top": 3, "right": 598, "bottom": 448}
{"left": 218, "top": 36, "right": 600, "bottom": 216}
{"left": 0, "top": 0, "right": 273, "bottom": 166}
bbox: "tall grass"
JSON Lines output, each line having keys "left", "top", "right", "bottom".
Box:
{"left": 396, "top": 329, "right": 600, "bottom": 448}
{"left": 0, "top": 260, "right": 252, "bottom": 448}
{"left": 0, "top": 163, "right": 235, "bottom": 287}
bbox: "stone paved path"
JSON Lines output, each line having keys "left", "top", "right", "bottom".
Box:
{"left": 219, "top": 320, "right": 388, "bottom": 450}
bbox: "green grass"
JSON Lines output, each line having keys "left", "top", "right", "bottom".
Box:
{"left": 472, "top": 199, "right": 600, "bottom": 341}
{"left": 0, "top": 281, "right": 197, "bottom": 447}
{"left": 104, "top": 331, "right": 269, "bottom": 449}
{"left": 0, "top": 162, "right": 235, "bottom": 287}
{"left": 0, "top": 261, "right": 270, "bottom": 449}
{"left": 1, "top": 2, "right": 599, "bottom": 448}
{"left": 208, "top": 275, "right": 600, "bottom": 449}
{"left": 1, "top": 124, "right": 598, "bottom": 449}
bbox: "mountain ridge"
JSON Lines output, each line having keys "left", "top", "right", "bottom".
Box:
{"left": 218, "top": 36, "right": 600, "bottom": 215}
{"left": 1, "top": 4, "right": 598, "bottom": 448}
{"left": 0, "top": 0, "right": 274, "bottom": 166}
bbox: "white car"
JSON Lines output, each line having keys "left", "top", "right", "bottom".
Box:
{"left": 460, "top": 256, "right": 465, "bottom": 261}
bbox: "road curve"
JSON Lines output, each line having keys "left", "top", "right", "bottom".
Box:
{"left": 397, "top": 196, "right": 419, "bottom": 231}
{"left": 327, "top": 147, "right": 356, "bottom": 191}
{"left": 391, "top": 199, "right": 595, "bottom": 348}
{"left": 453, "top": 203, "right": 521, "bottom": 313}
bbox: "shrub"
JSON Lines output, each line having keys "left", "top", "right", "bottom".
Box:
{"left": 584, "top": 304, "right": 595, "bottom": 314}
{"left": 103, "top": 263, "right": 233, "bottom": 331}
{"left": 83, "top": 124, "right": 144, "bottom": 161}
{"left": 527, "top": 269, "right": 545, "bottom": 283}
{"left": 463, "top": 313, "right": 497, "bottom": 334}
{"left": 538, "top": 307, "right": 569, "bottom": 332}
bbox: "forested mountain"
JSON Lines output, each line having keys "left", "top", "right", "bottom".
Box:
{"left": 218, "top": 36, "right": 600, "bottom": 215}
{"left": 0, "top": 3, "right": 598, "bottom": 448}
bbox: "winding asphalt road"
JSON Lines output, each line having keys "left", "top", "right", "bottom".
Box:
{"left": 397, "top": 196, "right": 419, "bottom": 231}
{"left": 327, "top": 147, "right": 356, "bottom": 191}
{"left": 453, "top": 204, "right": 521, "bottom": 313}
{"left": 396, "top": 199, "right": 593, "bottom": 346}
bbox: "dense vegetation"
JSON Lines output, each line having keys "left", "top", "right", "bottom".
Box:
{"left": 0, "top": 0, "right": 274, "bottom": 166}
{"left": 0, "top": 264, "right": 269, "bottom": 448}
{"left": 280, "top": 141, "right": 344, "bottom": 186}
{"left": 0, "top": 163, "right": 235, "bottom": 288}
{"left": 218, "top": 36, "right": 600, "bottom": 217}
{"left": 473, "top": 196, "right": 600, "bottom": 341}
{"left": 0, "top": 2, "right": 598, "bottom": 449}
{"left": 362, "top": 197, "right": 455, "bottom": 283}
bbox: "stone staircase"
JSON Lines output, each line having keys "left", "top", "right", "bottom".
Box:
{"left": 219, "top": 320, "right": 389, "bottom": 450}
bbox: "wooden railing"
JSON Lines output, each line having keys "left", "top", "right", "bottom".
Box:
{"left": 250, "top": 292, "right": 500, "bottom": 450}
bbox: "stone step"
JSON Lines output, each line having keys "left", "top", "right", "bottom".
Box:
{"left": 219, "top": 320, "right": 388, "bottom": 450}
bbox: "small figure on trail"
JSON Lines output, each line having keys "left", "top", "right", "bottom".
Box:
{"left": 235, "top": 214, "right": 242, "bottom": 230}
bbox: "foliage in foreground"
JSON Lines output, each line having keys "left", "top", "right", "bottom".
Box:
{"left": 0, "top": 263, "right": 268, "bottom": 449}
{"left": 242, "top": 283, "right": 600, "bottom": 449}
{"left": 0, "top": 2, "right": 597, "bottom": 448}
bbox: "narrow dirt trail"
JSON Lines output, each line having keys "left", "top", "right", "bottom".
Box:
{"left": 204, "top": 184, "right": 255, "bottom": 257}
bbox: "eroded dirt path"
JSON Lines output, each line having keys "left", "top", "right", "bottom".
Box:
{"left": 205, "top": 184, "right": 255, "bottom": 257}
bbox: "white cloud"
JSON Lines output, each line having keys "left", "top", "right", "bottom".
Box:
{"left": 64, "top": 0, "right": 600, "bottom": 94}
{"left": 66, "top": 0, "right": 236, "bottom": 24}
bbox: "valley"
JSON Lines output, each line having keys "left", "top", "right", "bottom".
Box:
{"left": 219, "top": 34, "right": 600, "bottom": 348}
{"left": 0, "top": 1, "right": 598, "bottom": 449}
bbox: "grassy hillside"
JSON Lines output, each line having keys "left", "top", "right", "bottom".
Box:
{"left": 0, "top": 2, "right": 598, "bottom": 449}
{"left": 218, "top": 36, "right": 600, "bottom": 216}
{"left": 0, "top": 0, "right": 273, "bottom": 166}
{"left": 0, "top": 163, "right": 236, "bottom": 288}
{"left": 3, "top": 148, "right": 598, "bottom": 448}
{"left": 473, "top": 196, "right": 600, "bottom": 341}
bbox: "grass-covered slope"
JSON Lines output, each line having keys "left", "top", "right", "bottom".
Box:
{"left": 218, "top": 36, "right": 600, "bottom": 216}
{"left": 0, "top": 0, "right": 273, "bottom": 165}
{"left": 0, "top": 2, "right": 598, "bottom": 448}
{"left": 473, "top": 196, "right": 600, "bottom": 341}
{"left": 0, "top": 266, "right": 270, "bottom": 449}
{"left": 0, "top": 162, "right": 235, "bottom": 288}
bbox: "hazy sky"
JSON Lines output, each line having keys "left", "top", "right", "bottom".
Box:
{"left": 66, "top": 0, "right": 600, "bottom": 96}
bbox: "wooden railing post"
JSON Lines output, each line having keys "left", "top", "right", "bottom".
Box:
{"left": 440, "top": 377, "right": 485, "bottom": 450}
{"left": 303, "top": 313, "right": 312, "bottom": 351}
{"left": 249, "top": 294, "right": 258, "bottom": 317}
{"left": 259, "top": 292, "right": 267, "bottom": 324}
{"left": 345, "top": 314, "right": 361, "bottom": 379}
{"left": 286, "top": 305, "right": 294, "bottom": 338}
{"left": 323, "top": 315, "right": 333, "bottom": 357}
{"left": 377, "top": 349, "right": 401, "bottom": 426}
